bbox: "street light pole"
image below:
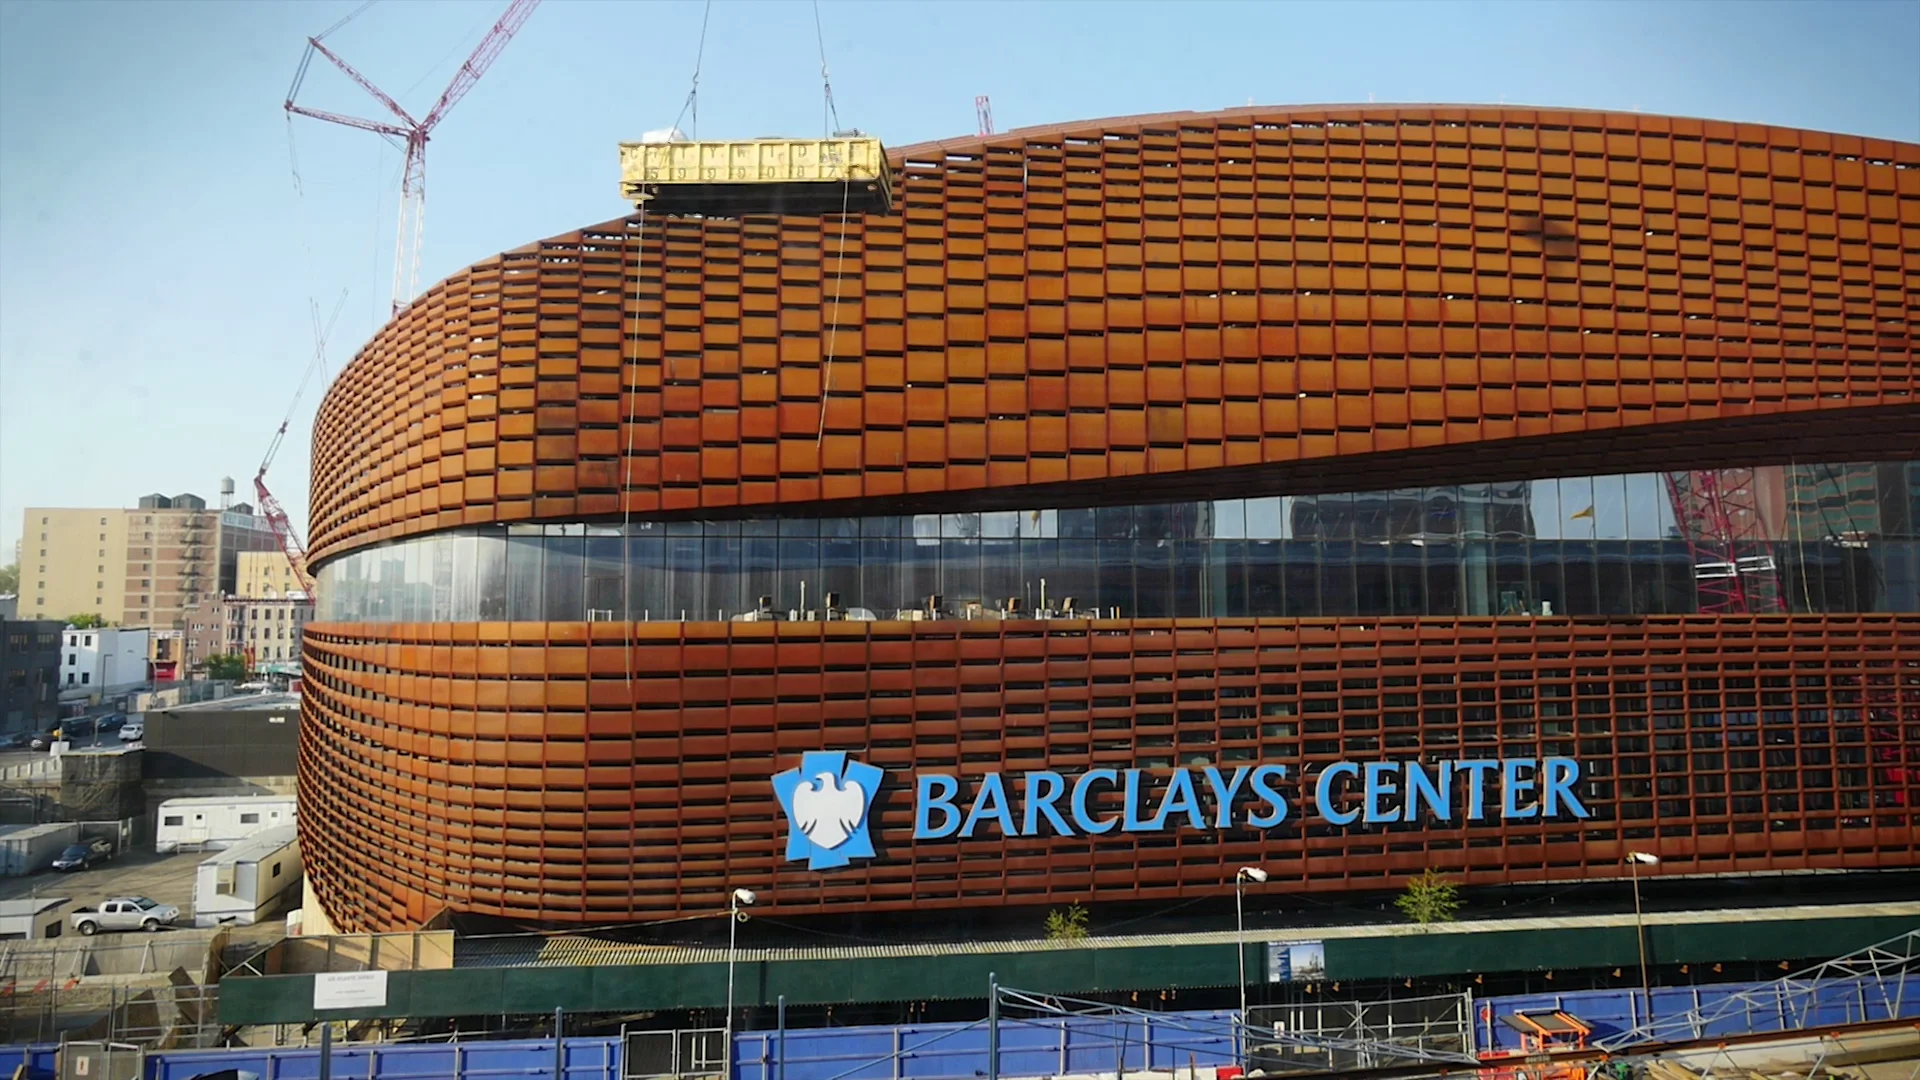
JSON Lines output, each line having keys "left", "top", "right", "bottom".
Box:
{"left": 1234, "top": 866, "right": 1267, "bottom": 1069}
{"left": 1625, "top": 852, "right": 1659, "bottom": 1022}
{"left": 725, "top": 887, "right": 757, "bottom": 1080}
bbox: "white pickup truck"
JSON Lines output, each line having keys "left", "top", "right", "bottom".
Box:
{"left": 71, "top": 896, "right": 181, "bottom": 935}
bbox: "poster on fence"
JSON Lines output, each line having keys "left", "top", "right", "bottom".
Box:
{"left": 1266, "top": 940, "right": 1326, "bottom": 982}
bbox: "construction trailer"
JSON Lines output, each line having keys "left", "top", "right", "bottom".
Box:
{"left": 192, "top": 825, "right": 300, "bottom": 927}
{"left": 154, "top": 796, "right": 296, "bottom": 853}
{"left": 0, "top": 897, "right": 70, "bottom": 940}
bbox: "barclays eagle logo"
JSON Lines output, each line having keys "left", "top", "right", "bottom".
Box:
{"left": 772, "top": 751, "right": 882, "bottom": 870}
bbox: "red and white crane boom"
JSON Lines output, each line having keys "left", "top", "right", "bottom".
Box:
{"left": 284, "top": 0, "right": 541, "bottom": 314}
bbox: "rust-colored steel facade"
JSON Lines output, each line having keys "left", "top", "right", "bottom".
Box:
{"left": 305, "top": 105, "right": 1920, "bottom": 561}
{"left": 302, "top": 106, "right": 1920, "bottom": 932}
{"left": 302, "top": 615, "right": 1920, "bottom": 931}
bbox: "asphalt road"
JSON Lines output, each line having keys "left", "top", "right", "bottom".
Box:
{"left": 0, "top": 737, "right": 136, "bottom": 763}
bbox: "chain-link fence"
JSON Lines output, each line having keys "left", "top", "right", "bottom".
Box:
{"left": 1247, "top": 992, "right": 1474, "bottom": 1073}
{"left": 0, "top": 978, "right": 221, "bottom": 1047}
{"left": 0, "top": 930, "right": 224, "bottom": 1049}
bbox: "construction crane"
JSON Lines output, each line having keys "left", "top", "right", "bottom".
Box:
{"left": 976, "top": 94, "right": 994, "bottom": 136}
{"left": 255, "top": 422, "right": 317, "bottom": 598}
{"left": 253, "top": 291, "right": 350, "bottom": 600}
{"left": 285, "top": 0, "right": 542, "bottom": 315}
{"left": 1664, "top": 468, "right": 1784, "bottom": 614}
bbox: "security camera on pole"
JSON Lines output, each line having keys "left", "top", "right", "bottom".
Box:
{"left": 1234, "top": 866, "right": 1268, "bottom": 1068}
{"left": 726, "top": 887, "right": 757, "bottom": 1080}
{"left": 1625, "top": 852, "right": 1659, "bottom": 1020}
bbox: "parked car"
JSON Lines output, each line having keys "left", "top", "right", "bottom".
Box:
{"left": 0, "top": 733, "right": 25, "bottom": 750}
{"left": 52, "top": 844, "right": 96, "bottom": 872}
{"left": 96, "top": 715, "right": 125, "bottom": 732}
{"left": 71, "top": 896, "right": 180, "bottom": 935}
{"left": 118, "top": 721, "right": 144, "bottom": 742}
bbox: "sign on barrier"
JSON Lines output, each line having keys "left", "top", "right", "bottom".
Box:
{"left": 313, "top": 969, "right": 389, "bottom": 1010}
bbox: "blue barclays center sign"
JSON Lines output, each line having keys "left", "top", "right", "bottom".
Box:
{"left": 776, "top": 755, "right": 1589, "bottom": 866}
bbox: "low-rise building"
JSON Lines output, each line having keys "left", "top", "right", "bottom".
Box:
{"left": 1, "top": 619, "right": 62, "bottom": 735}
{"left": 58, "top": 626, "right": 150, "bottom": 697}
{"left": 185, "top": 595, "right": 309, "bottom": 676}
{"left": 140, "top": 692, "right": 299, "bottom": 824}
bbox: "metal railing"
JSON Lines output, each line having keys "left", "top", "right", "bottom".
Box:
{"left": 1248, "top": 991, "right": 1476, "bottom": 1072}
{"left": 0, "top": 980, "right": 221, "bottom": 1048}
{"left": 624, "top": 1026, "right": 725, "bottom": 1079}
{"left": 1596, "top": 928, "right": 1920, "bottom": 1050}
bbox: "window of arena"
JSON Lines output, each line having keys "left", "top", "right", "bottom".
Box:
{"left": 313, "top": 461, "right": 1920, "bottom": 623}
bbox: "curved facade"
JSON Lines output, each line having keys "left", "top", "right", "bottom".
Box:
{"left": 302, "top": 105, "right": 1920, "bottom": 932}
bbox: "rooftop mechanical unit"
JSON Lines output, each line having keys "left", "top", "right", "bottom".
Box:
{"left": 618, "top": 135, "right": 893, "bottom": 215}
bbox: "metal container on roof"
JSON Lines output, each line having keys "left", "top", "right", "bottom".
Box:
{"left": 618, "top": 136, "right": 892, "bottom": 215}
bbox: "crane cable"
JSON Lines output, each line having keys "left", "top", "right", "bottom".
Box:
{"left": 279, "top": 108, "right": 351, "bottom": 512}
{"left": 284, "top": 291, "right": 353, "bottom": 433}
{"left": 670, "top": 0, "right": 714, "bottom": 140}
{"left": 811, "top": 0, "right": 841, "bottom": 136}
{"left": 316, "top": 0, "right": 379, "bottom": 43}
{"left": 813, "top": 0, "right": 852, "bottom": 446}
{"left": 620, "top": 203, "right": 650, "bottom": 698}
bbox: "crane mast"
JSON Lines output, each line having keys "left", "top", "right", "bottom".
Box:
{"left": 255, "top": 422, "right": 317, "bottom": 597}
{"left": 1664, "top": 468, "right": 1784, "bottom": 615}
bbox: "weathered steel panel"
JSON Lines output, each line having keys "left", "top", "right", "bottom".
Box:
{"left": 300, "top": 613, "right": 1920, "bottom": 931}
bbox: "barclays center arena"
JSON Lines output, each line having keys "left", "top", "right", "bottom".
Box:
{"left": 234, "top": 103, "right": 1920, "bottom": 1033}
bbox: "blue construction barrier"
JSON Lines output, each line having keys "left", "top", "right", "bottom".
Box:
{"left": 735, "top": 1012, "right": 1238, "bottom": 1080}
{"left": 147, "top": 1036, "right": 619, "bottom": 1080}
{"left": 0, "top": 1045, "right": 57, "bottom": 1080}
{"left": 735, "top": 975, "right": 1920, "bottom": 1080}
{"left": 4, "top": 974, "right": 1917, "bottom": 1080}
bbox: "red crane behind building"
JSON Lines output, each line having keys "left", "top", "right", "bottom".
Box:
{"left": 255, "top": 421, "right": 316, "bottom": 598}
{"left": 254, "top": 291, "right": 349, "bottom": 600}
{"left": 285, "top": 0, "right": 542, "bottom": 314}
{"left": 1664, "top": 468, "right": 1784, "bottom": 615}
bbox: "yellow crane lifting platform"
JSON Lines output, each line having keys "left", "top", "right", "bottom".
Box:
{"left": 618, "top": 135, "right": 893, "bottom": 215}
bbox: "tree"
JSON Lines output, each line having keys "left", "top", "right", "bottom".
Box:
{"left": 0, "top": 563, "right": 16, "bottom": 594}
{"left": 66, "top": 613, "right": 107, "bottom": 629}
{"left": 205, "top": 653, "right": 249, "bottom": 682}
{"left": 1395, "top": 868, "right": 1461, "bottom": 928}
{"left": 1045, "top": 903, "right": 1090, "bottom": 942}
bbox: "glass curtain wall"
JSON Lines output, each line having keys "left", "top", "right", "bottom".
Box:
{"left": 315, "top": 462, "right": 1920, "bottom": 623}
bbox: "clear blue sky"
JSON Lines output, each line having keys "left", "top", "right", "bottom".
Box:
{"left": 1, "top": 0, "right": 1915, "bottom": 556}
